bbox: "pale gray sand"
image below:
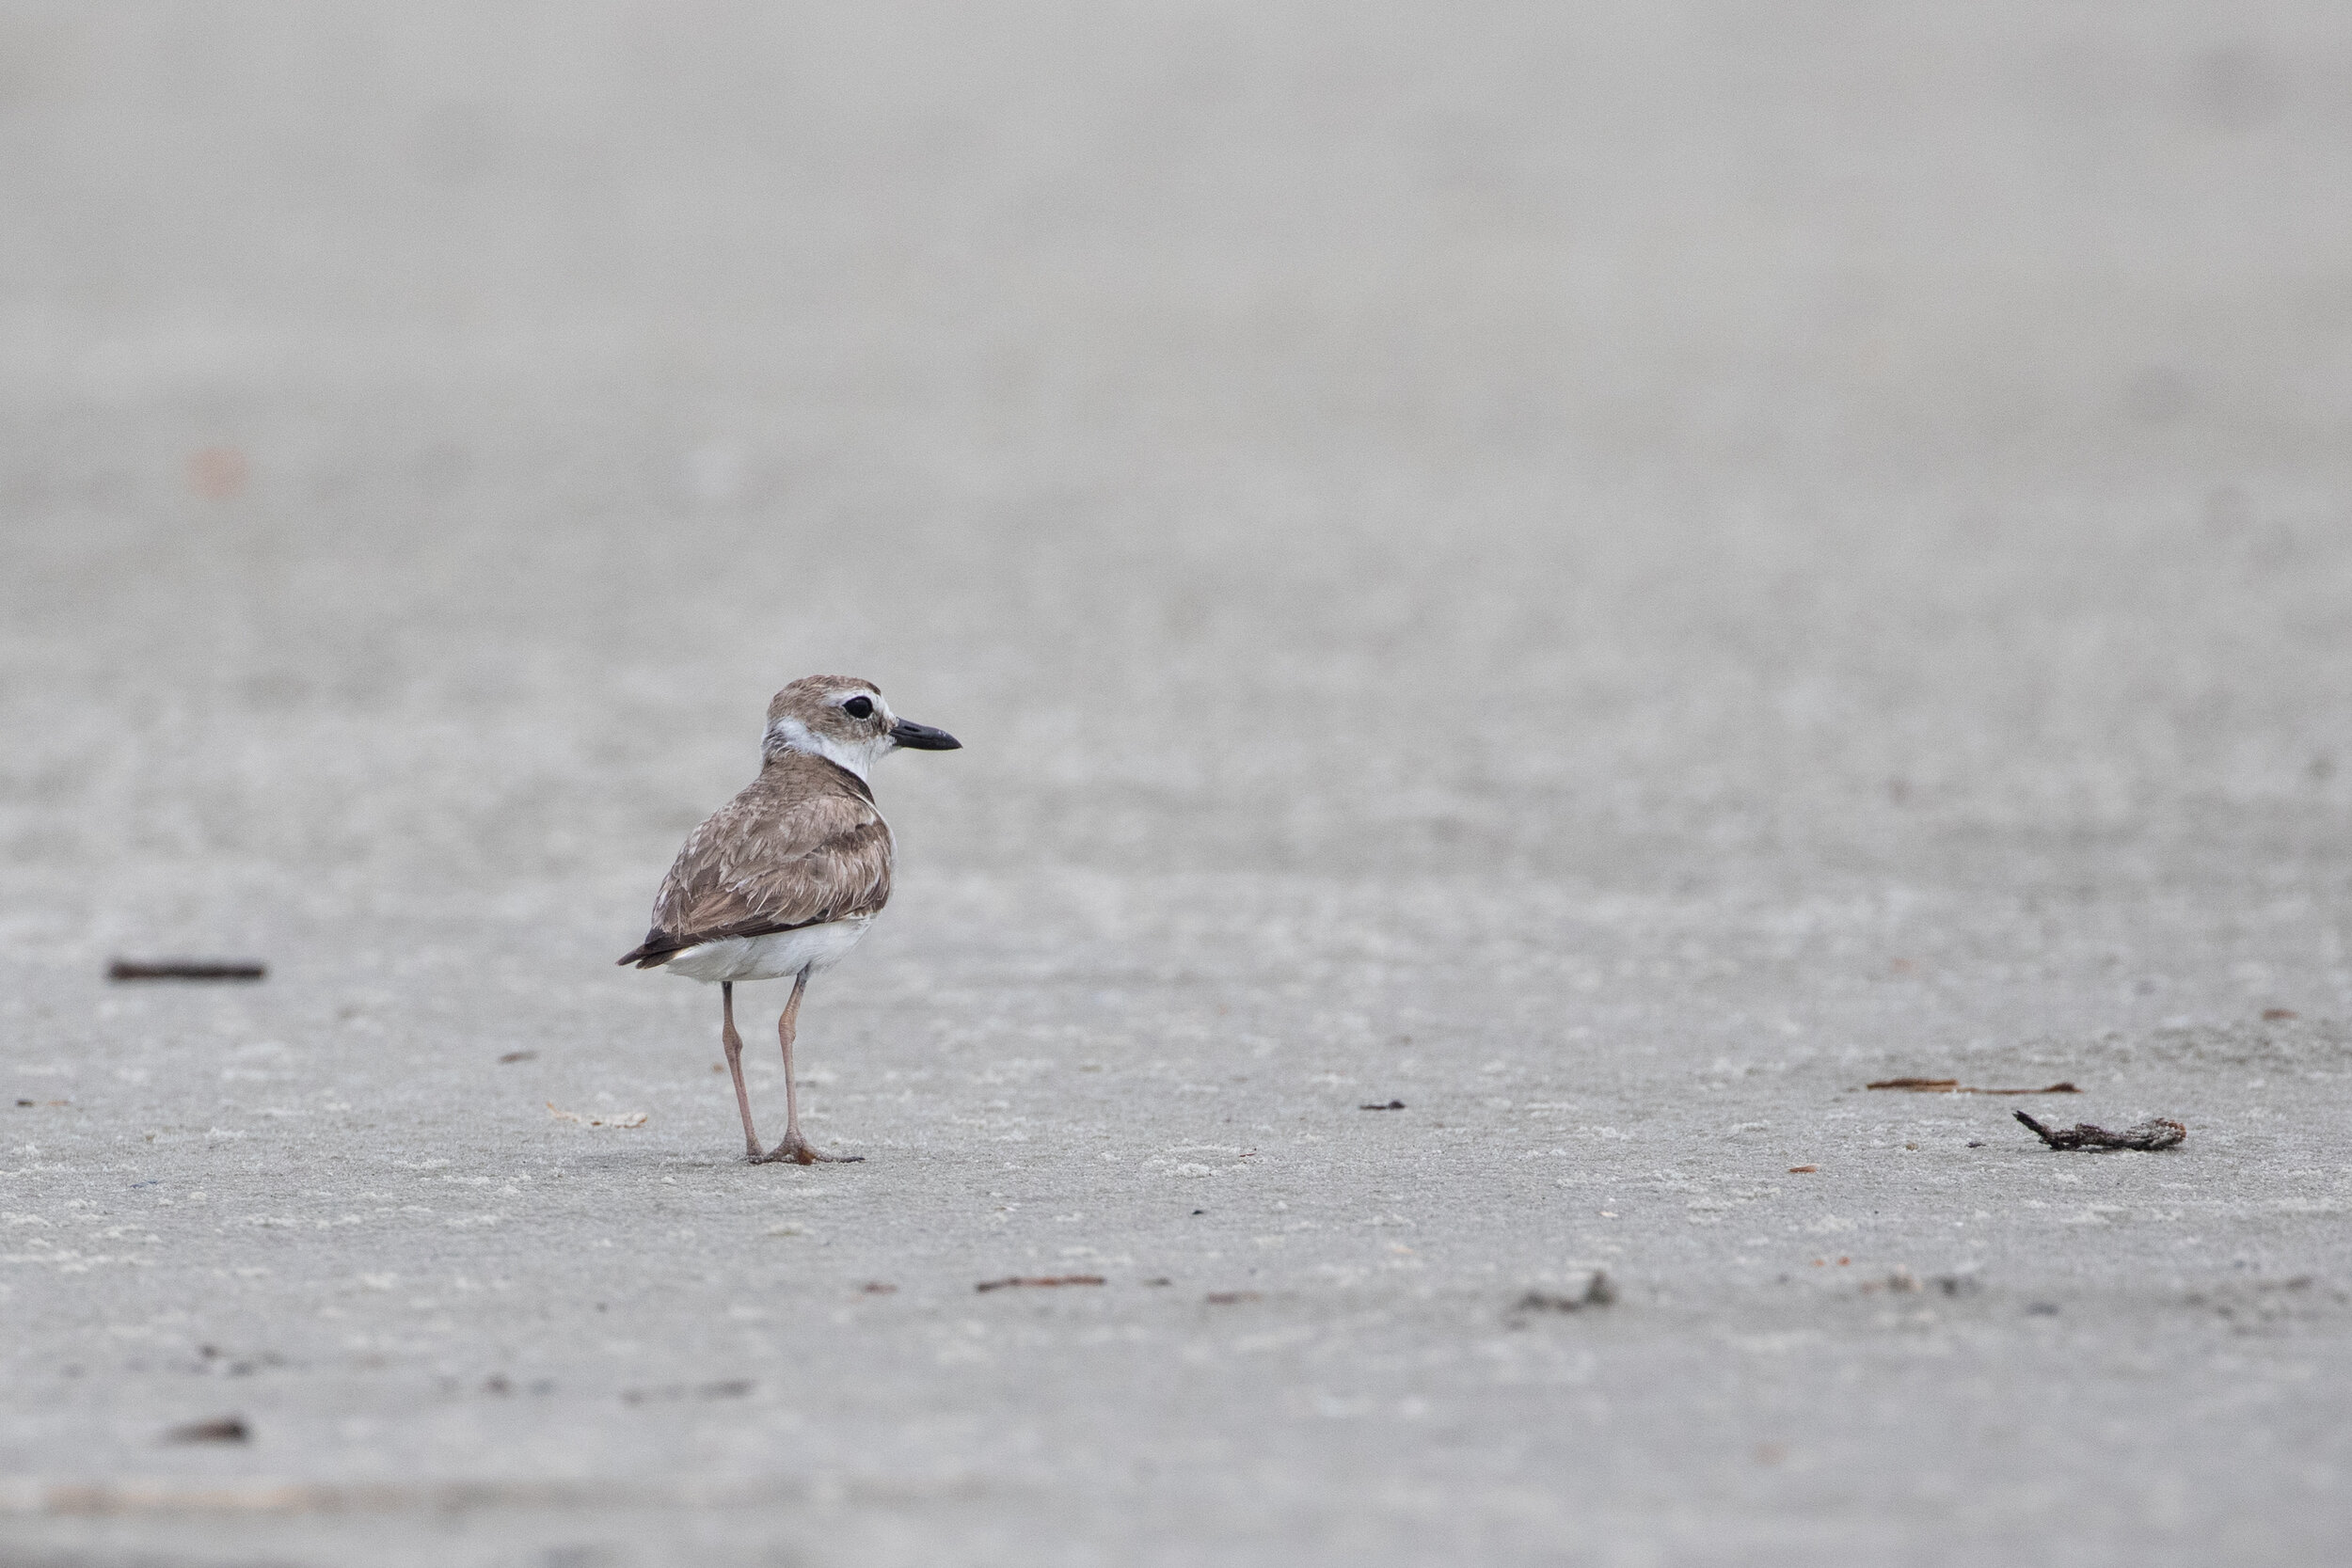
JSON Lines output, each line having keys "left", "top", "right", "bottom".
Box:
{"left": 5, "top": 4, "right": 2352, "bottom": 1565}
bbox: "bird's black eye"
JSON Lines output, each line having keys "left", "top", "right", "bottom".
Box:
{"left": 842, "top": 696, "right": 874, "bottom": 720}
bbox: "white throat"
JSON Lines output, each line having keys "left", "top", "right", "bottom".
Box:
{"left": 767, "top": 718, "right": 891, "bottom": 782}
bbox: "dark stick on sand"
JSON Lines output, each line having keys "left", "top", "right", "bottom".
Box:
{"left": 107, "top": 959, "right": 267, "bottom": 982}
{"left": 1867, "top": 1077, "right": 2079, "bottom": 1095}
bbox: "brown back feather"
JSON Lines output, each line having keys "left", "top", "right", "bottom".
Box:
{"left": 617, "top": 754, "right": 893, "bottom": 967}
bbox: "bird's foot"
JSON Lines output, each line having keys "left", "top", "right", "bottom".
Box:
{"left": 753, "top": 1134, "right": 865, "bottom": 1165}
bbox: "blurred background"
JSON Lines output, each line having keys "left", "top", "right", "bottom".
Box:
{"left": 7, "top": 8, "right": 2352, "bottom": 1560}
{"left": 4, "top": 0, "right": 2349, "bottom": 951}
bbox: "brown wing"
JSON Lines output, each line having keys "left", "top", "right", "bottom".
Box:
{"left": 617, "top": 760, "right": 893, "bottom": 968}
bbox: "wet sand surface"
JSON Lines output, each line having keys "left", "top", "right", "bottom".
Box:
{"left": 4, "top": 5, "right": 2352, "bottom": 1563}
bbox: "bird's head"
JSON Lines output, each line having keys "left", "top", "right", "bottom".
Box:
{"left": 762, "top": 675, "right": 961, "bottom": 779}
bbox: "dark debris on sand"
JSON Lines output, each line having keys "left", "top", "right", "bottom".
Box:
{"left": 2014, "top": 1111, "right": 2185, "bottom": 1150}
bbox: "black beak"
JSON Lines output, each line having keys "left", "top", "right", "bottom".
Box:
{"left": 890, "top": 719, "right": 961, "bottom": 752}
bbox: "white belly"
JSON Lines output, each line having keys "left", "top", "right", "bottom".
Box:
{"left": 661, "top": 918, "right": 873, "bottom": 984}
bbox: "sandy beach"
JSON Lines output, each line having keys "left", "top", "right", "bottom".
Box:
{"left": 4, "top": 5, "right": 2351, "bottom": 1563}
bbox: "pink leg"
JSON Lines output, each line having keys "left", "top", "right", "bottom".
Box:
{"left": 755, "top": 970, "right": 863, "bottom": 1164}
{"left": 721, "top": 982, "right": 762, "bottom": 1160}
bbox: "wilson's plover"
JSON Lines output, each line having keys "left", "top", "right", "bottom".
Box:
{"left": 619, "top": 676, "right": 960, "bottom": 1164}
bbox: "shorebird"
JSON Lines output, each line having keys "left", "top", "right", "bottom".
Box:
{"left": 618, "top": 676, "right": 960, "bottom": 1164}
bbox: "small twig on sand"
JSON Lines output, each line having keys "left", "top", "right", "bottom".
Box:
{"left": 108, "top": 959, "right": 266, "bottom": 982}
{"left": 1514, "top": 1272, "right": 1615, "bottom": 1314}
{"left": 1867, "top": 1077, "right": 2079, "bottom": 1095}
{"left": 162, "top": 1417, "right": 248, "bottom": 1445}
{"left": 2013, "top": 1110, "right": 2185, "bottom": 1151}
{"left": 975, "top": 1275, "right": 1104, "bottom": 1292}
